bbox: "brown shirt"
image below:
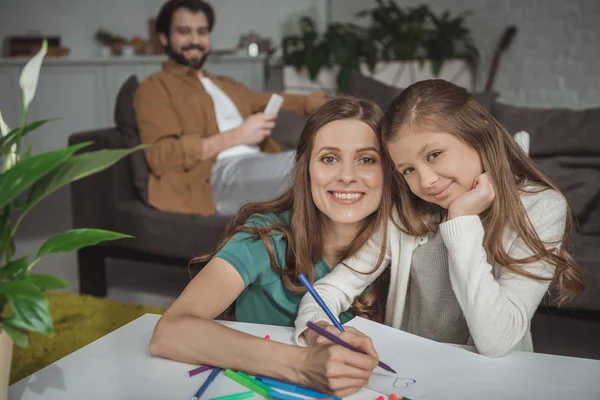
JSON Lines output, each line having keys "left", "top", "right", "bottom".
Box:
{"left": 134, "top": 61, "right": 324, "bottom": 215}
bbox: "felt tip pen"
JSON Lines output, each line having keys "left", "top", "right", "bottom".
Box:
{"left": 192, "top": 367, "right": 222, "bottom": 400}
{"left": 255, "top": 375, "right": 340, "bottom": 400}
{"left": 298, "top": 273, "right": 344, "bottom": 331}
{"left": 208, "top": 391, "right": 254, "bottom": 400}
{"left": 224, "top": 369, "right": 270, "bottom": 398}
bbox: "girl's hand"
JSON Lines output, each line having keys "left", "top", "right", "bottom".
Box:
{"left": 296, "top": 332, "right": 378, "bottom": 397}
{"left": 448, "top": 173, "right": 496, "bottom": 219}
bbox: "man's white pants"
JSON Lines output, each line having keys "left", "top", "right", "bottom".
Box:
{"left": 211, "top": 151, "right": 296, "bottom": 216}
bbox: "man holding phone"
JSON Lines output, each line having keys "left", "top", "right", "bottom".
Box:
{"left": 135, "top": 0, "right": 327, "bottom": 216}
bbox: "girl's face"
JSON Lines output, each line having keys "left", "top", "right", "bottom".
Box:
{"left": 388, "top": 129, "right": 484, "bottom": 209}
{"left": 309, "top": 119, "right": 384, "bottom": 227}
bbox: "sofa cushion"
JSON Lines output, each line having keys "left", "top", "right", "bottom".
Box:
{"left": 491, "top": 103, "right": 600, "bottom": 157}
{"left": 346, "top": 72, "right": 498, "bottom": 112}
{"left": 270, "top": 111, "right": 308, "bottom": 152}
{"left": 114, "top": 75, "right": 150, "bottom": 204}
{"left": 492, "top": 103, "right": 600, "bottom": 235}
{"left": 347, "top": 71, "right": 402, "bottom": 111}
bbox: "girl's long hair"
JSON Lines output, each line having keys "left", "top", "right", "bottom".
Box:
{"left": 381, "top": 79, "right": 584, "bottom": 305}
{"left": 191, "top": 97, "right": 395, "bottom": 320}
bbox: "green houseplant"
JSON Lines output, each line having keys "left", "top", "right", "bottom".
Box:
{"left": 357, "top": 0, "right": 480, "bottom": 76}
{"left": 281, "top": 0, "right": 480, "bottom": 91}
{"left": 0, "top": 40, "right": 144, "bottom": 396}
{"left": 282, "top": 16, "right": 377, "bottom": 92}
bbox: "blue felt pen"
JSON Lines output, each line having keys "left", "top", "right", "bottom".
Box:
{"left": 297, "top": 273, "right": 344, "bottom": 331}
{"left": 266, "top": 390, "right": 304, "bottom": 400}
{"left": 192, "top": 367, "right": 222, "bottom": 400}
{"left": 255, "top": 375, "right": 340, "bottom": 400}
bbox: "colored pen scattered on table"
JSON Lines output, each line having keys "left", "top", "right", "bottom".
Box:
{"left": 306, "top": 321, "right": 397, "bottom": 374}
{"left": 224, "top": 369, "right": 271, "bottom": 398}
{"left": 208, "top": 391, "right": 254, "bottom": 400}
{"left": 191, "top": 367, "right": 222, "bottom": 400}
{"left": 298, "top": 273, "right": 345, "bottom": 331}
{"left": 255, "top": 375, "right": 339, "bottom": 399}
{"left": 186, "top": 364, "right": 213, "bottom": 377}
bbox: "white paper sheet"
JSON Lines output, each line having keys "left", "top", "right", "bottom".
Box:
{"left": 345, "top": 317, "right": 600, "bottom": 400}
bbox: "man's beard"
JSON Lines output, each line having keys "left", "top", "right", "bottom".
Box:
{"left": 164, "top": 43, "right": 210, "bottom": 70}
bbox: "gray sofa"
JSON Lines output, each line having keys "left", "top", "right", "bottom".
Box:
{"left": 69, "top": 73, "right": 600, "bottom": 359}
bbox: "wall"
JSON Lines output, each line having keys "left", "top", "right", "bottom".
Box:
{"left": 332, "top": 0, "right": 600, "bottom": 108}
{"left": 0, "top": 0, "right": 327, "bottom": 57}
{"left": 1, "top": 0, "right": 599, "bottom": 108}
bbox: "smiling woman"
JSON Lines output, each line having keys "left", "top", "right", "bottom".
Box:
{"left": 146, "top": 97, "right": 395, "bottom": 398}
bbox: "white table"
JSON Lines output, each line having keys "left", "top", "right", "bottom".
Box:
{"left": 9, "top": 314, "right": 600, "bottom": 400}
{"left": 8, "top": 315, "right": 381, "bottom": 400}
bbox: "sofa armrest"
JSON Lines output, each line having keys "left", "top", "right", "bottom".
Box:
{"left": 69, "top": 127, "right": 127, "bottom": 151}
{"left": 69, "top": 127, "right": 138, "bottom": 231}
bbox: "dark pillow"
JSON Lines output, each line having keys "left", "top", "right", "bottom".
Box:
{"left": 114, "top": 75, "right": 149, "bottom": 204}
{"left": 271, "top": 111, "right": 309, "bottom": 152}
{"left": 492, "top": 103, "right": 600, "bottom": 235}
{"left": 491, "top": 103, "right": 600, "bottom": 157}
{"left": 346, "top": 71, "right": 498, "bottom": 112}
{"left": 472, "top": 91, "right": 499, "bottom": 113}
{"left": 346, "top": 71, "right": 402, "bottom": 111}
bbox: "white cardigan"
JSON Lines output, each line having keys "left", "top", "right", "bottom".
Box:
{"left": 295, "top": 188, "right": 567, "bottom": 357}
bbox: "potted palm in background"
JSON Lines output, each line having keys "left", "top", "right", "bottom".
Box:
{"left": 0, "top": 40, "right": 144, "bottom": 399}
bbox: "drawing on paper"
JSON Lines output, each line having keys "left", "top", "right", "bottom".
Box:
{"left": 393, "top": 378, "right": 416, "bottom": 389}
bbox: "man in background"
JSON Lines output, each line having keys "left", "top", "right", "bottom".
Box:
{"left": 135, "top": 0, "right": 326, "bottom": 215}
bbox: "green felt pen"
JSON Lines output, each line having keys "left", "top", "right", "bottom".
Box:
{"left": 224, "top": 369, "right": 271, "bottom": 398}
{"left": 208, "top": 391, "right": 254, "bottom": 400}
{"left": 237, "top": 371, "right": 272, "bottom": 392}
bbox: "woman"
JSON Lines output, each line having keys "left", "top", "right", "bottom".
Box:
{"left": 149, "top": 97, "right": 394, "bottom": 397}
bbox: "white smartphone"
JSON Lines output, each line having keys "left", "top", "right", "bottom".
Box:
{"left": 264, "top": 93, "right": 284, "bottom": 115}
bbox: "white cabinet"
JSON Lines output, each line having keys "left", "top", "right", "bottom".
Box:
{"left": 0, "top": 54, "right": 267, "bottom": 154}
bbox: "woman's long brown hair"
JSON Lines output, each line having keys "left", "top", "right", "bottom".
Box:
{"left": 191, "top": 97, "right": 395, "bottom": 321}
{"left": 381, "top": 79, "right": 584, "bottom": 305}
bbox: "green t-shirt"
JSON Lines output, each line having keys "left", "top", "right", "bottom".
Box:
{"left": 215, "top": 210, "right": 355, "bottom": 327}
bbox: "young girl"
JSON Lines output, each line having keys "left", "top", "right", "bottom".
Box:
{"left": 149, "top": 97, "right": 394, "bottom": 397}
{"left": 295, "top": 79, "right": 585, "bottom": 358}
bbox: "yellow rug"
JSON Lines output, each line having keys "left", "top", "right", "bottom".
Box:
{"left": 9, "top": 292, "right": 165, "bottom": 384}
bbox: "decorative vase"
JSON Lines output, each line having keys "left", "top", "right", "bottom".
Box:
{"left": 0, "top": 327, "right": 13, "bottom": 400}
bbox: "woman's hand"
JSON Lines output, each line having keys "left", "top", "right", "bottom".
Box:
{"left": 448, "top": 173, "right": 496, "bottom": 219}
{"left": 295, "top": 330, "right": 379, "bottom": 398}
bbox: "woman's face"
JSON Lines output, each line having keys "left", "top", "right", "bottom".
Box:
{"left": 309, "top": 119, "right": 384, "bottom": 227}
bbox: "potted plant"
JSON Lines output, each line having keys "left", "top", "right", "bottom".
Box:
{"left": 281, "top": 16, "right": 377, "bottom": 93}
{"left": 281, "top": 0, "right": 480, "bottom": 93}
{"left": 357, "top": 1, "right": 479, "bottom": 75}
{"left": 0, "top": 40, "right": 144, "bottom": 399}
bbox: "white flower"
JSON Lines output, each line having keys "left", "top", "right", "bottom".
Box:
{"left": 0, "top": 110, "right": 18, "bottom": 171}
{"left": 19, "top": 39, "right": 48, "bottom": 113}
{"left": 514, "top": 130, "right": 530, "bottom": 156}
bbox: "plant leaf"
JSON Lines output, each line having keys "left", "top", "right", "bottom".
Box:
{"left": 35, "top": 229, "right": 132, "bottom": 261}
{"left": 0, "top": 143, "right": 90, "bottom": 209}
{"left": 19, "top": 38, "right": 48, "bottom": 112}
{"left": 0, "top": 280, "right": 53, "bottom": 335}
{"left": 18, "top": 145, "right": 147, "bottom": 227}
{"left": 25, "top": 274, "right": 71, "bottom": 291}
{"left": 2, "top": 320, "right": 29, "bottom": 348}
{"left": 0, "top": 228, "right": 15, "bottom": 265}
{"left": 0, "top": 119, "right": 53, "bottom": 155}
{"left": 0, "top": 256, "right": 28, "bottom": 280}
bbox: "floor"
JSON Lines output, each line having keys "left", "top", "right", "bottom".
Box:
{"left": 13, "top": 187, "right": 187, "bottom": 310}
